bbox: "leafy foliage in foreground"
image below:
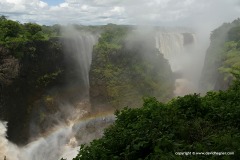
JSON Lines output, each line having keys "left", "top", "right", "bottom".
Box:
{"left": 74, "top": 77, "right": 240, "bottom": 160}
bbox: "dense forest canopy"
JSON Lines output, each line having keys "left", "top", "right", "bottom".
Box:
{"left": 0, "top": 15, "right": 59, "bottom": 43}
{"left": 73, "top": 74, "right": 240, "bottom": 160}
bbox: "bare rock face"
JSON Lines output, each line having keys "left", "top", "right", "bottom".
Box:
{"left": 0, "top": 41, "right": 66, "bottom": 144}
{"left": 182, "top": 33, "right": 194, "bottom": 45}
{"left": 0, "top": 46, "right": 19, "bottom": 86}
{"left": 0, "top": 46, "right": 19, "bottom": 122}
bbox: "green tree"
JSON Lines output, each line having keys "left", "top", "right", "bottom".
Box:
{"left": 24, "top": 23, "right": 42, "bottom": 35}
{"left": 0, "top": 19, "right": 22, "bottom": 41}
{"left": 24, "top": 23, "right": 44, "bottom": 40}
{"left": 74, "top": 73, "right": 240, "bottom": 160}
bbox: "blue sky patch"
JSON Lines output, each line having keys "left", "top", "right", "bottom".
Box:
{"left": 42, "top": 0, "right": 65, "bottom": 6}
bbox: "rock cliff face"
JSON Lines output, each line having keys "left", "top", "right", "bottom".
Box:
{"left": 0, "top": 46, "right": 19, "bottom": 120}
{"left": 182, "top": 33, "right": 195, "bottom": 45}
{"left": 0, "top": 36, "right": 99, "bottom": 144}
{"left": 199, "top": 19, "right": 240, "bottom": 93}
{"left": 0, "top": 39, "right": 67, "bottom": 144}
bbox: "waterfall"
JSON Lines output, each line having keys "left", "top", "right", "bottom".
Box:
{"left": 0, "top": 27, "right": 201, "bottom": 160}
{"left": 155, "top": 32, "right": 196, "bottom": 72}
{"left": 0, "top": 27, "right": 106, "bottom": 160}
{"left": 155, "top": 31, "right": 198, "bottom": 96}
{"left": 155, "top": 32, "right": 185, "bottom": 60}
{"left": 61, "top": 26, "right": 98, "bottom": 97}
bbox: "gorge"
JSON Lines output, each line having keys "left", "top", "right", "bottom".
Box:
{"left": 0, "top": 18, "right": 240, "bottom": 160}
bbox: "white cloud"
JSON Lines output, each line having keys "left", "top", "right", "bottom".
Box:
{"left": 0, "top": 0, "right": 239, "bottom": 29}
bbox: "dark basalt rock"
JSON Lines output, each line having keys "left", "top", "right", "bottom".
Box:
{"left": 182, "top": 33, "right": 194, "bottom": 45}
{"left": 0, "top": 46, "right": 19, "bottom": 86}
{"left": 0, "top": 40, "right": 66, "bottom": 144}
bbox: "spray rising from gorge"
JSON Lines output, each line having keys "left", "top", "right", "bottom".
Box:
{"left": 0, "top": 26, "right": 204, "bottom": 160}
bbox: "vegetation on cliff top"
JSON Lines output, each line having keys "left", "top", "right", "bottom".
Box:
{"left": 0, "top": 15, "right": 60, "bottom": 42}
{"left": 0, "top": 15, "right": 61, "bottom": 59}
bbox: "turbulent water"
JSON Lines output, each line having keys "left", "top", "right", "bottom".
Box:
{"left": 0, "top": 122, "right": 19, "bottom": 160}
{"left": 0, "top": 114, "right": 115, "bottom": 160}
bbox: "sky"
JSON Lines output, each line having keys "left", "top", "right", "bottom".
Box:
{"left": 42, "top": 0, "right": 64, "bottom": 6}
{"left": 0, "top": 0, "right": 240, "bottom": 31}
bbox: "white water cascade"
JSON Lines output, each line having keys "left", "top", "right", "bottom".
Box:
{"left": 156, "top": 32, "right": 185, "bottom": 60}
{"left": 155, "top": 31, "right": 199, "bottom": 96}
{"left": 61, "top": 26, "right": 98, "bottom": 96}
